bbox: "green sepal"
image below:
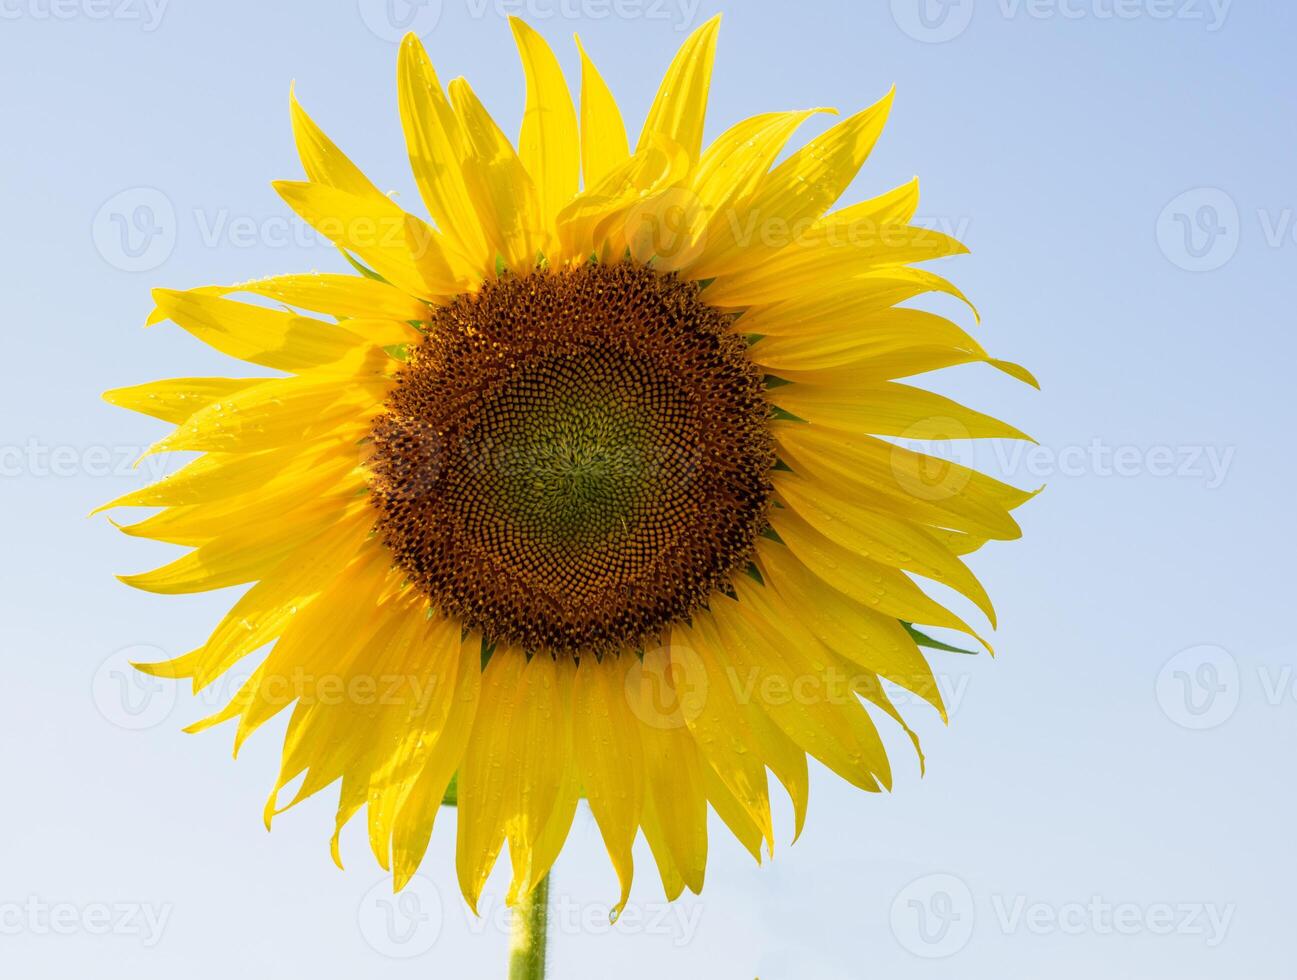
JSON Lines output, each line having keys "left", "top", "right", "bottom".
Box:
{"left": 903, "top": 621, "right": 977, "bottom": 655}
{"left": 339, "top": 248, "right": 387, "bottom": 283}
{"left": 441, "top": 773, "right": 458, "bottom": 807}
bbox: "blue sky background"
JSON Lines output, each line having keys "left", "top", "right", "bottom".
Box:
{"left": 2, "top": 0, "right": 1294, "bottom": 976}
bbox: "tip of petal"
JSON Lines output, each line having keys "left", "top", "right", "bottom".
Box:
{"left": 330, "top": 831, "right": 346, "bottom": 870}
{"left": 989, "top": 358, "right": 1040, "bottom": 389}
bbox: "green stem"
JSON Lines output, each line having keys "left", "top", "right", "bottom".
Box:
{"left": 508, "top": 874, "right": 550, "bottom": 980}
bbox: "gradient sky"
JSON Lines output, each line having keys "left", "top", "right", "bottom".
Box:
{"left": 2, "top": 0, "right": 1294, "bottom": 976}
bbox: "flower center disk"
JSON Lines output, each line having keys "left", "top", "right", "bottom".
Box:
{"left": 368, "top": 262, "right": 774, "bottom": 655}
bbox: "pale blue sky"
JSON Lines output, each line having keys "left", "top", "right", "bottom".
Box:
{"left": 2, "top": 0, "right": 1293, "bottom": 976}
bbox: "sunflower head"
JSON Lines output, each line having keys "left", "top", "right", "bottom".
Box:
{"left": 102, "top": 15, "right": 1035, "bottom": 915}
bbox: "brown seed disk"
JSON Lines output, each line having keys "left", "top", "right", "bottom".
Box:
{"left": 367, "top": 261, "right": 774, "bottom": 656}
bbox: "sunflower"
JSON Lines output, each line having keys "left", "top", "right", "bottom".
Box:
{"left": 101, "top": 16, "right": 1034, "bottom": 915}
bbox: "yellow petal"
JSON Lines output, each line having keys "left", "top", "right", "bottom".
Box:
{"left": 815, "top": 178, "right": 922, "bottom": 234}
{"left": 769, "top": 508, "right": 986, "bottom": 647}
{"left": 185, "top": 543, "right": 395, "bottom": 745}
{"left": 757, "top": 537, "right": 947, "bottom": 719}
{"left": 150, "top": 289, "right": 370, "bottom": 373}
{"left": 397, "top": 34, "right": 494, "bottom": 278}
{"left": 691, "top": 89, "right": 895, "bottom": 280}
{"left": 627, "top": 647, "right": 708, "bottom": 894}
{"left": 572, "top": 654, "right": 643, "bottom": 916}
{"left": 216, "top": 273, "right": 430, "bottom": 322}
{"left": 273, "top": 180, "right": 463, "bottom": 301}
{"left": 773, "top": 380, "right": 1032, "bottom": 443}
{"left": 93, "top": 442, "right": 337, "bottom": 513}
{"left": 511, "top": 18, "right": 579, "bottom": 247}
{"left": 190, "top": 507, "right": 375, "bottom": 691}
{"left": 448, "top": 78, "right": 544, "bottom": 273}
{"left": 505, "top": 654, "right": 576, "bottom": 905}
{"left": 367, "top": 613, "right": 471, "bottom": 870}
{"left": 147, "top": 373, "right": 387, "bottom": 456}
{"left": 740, "top": 700, "right": 809, "bottom": 842}
{"left": 392, "top": 630, "right": 483, "bottom": 891}
{"left": 113, "top": 452, "right": 359, "bottom": 545}
{"left": 775, "top": 425, "right": 1028, "bottom": 540}
{"left": 638, "top": 15, "right": 721, "bottom": 164}
{"left": 749, "top": 305, "right": 984, "bottom": 361}
{"left": 456, "top": 645, "right": 527, "bottom": 913}
{"left": 509, "top": 658, "right": 580, "bottom": 901}
{"left": 708, "top": 584, "right": 891, "bottom": 793}
{"left": 574, "top": 35, "right": 629, "bottom": 187}
{"left": 267, "top": 606, "right": 424, "bottom": 837}
{"left": 289, "top": 85, "right": 384, "bottom": 199}
{"left": 117, "top": 498, "right": 362, "bottom": 596}
{"left": 658, "top": 109, "right": 830, "bottom": 274}
{"left": 103, "top": 378, "right": 262, "bottom": 426}
{"left": 701, "top": 762, "right": 764, "bottom": 863}
{"left": 555, "top": 135, "right": 690, "bottom": 263}
{"left": 773, "top": 470, "right": 996, "bottom": 625}
{"left": 704, "top": 224, "right": 968, "bottom": 307}
{"left": 640, "top": 794, "right": 686, "bottom": 901}
{"left": 671, "top": 618, "right": 774, "bottom": 850}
